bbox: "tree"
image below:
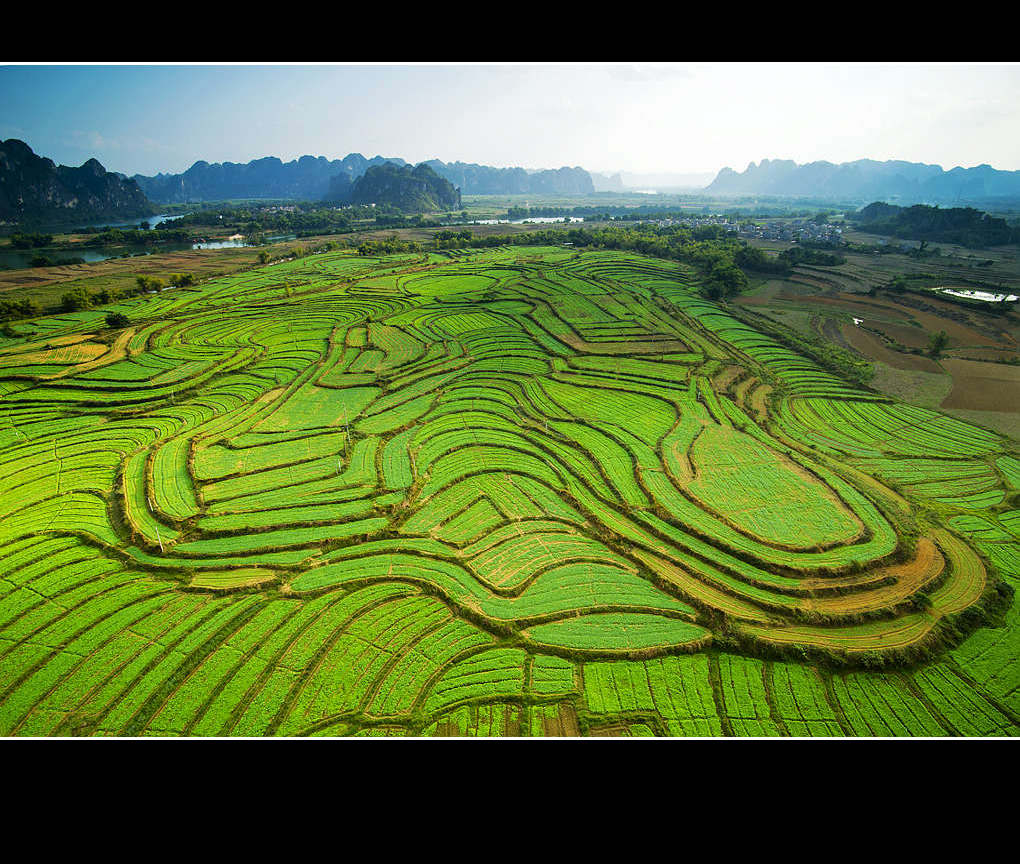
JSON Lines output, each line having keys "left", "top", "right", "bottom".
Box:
{"left": 701, "top": 259, "right": 747, "bottom": 299}
{"left": 105, "top": 312, "right": 129, "bottom": 328}
{"left": 61, "top": 287, "right": 92, "bottom": 312}
{"left": 928, "top": 329, "right": 949, "bottom": 359}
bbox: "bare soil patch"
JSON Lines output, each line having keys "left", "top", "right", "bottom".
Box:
{"left": 867, "top": 320, "right": 931, "bottom": 350}
{"left": 839, "top": 323, "right": 942, "bottom": 372}
{"left": 940, "top": 358, "right": 1020, "bottom": 411}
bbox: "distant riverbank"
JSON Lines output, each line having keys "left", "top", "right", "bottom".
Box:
{"left": 0, "top": 228, "right": 297, "bottom": 271}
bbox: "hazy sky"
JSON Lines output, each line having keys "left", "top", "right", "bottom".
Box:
{"left": 2, "top": 63, "right": 1018, "bottom": 178}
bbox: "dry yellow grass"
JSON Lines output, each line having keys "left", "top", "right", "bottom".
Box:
{"left": 36, "top": 328, "right": 135, "bottom": 379}
{"left": 803, "top": 537, "right": 943, "bottom": 615}
{"left": 0, "top": 341, "right": 108, "bottom": 367}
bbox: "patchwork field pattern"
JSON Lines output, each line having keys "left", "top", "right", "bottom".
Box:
{"left": 0, "top": 245, "right": 1017, "bottom": 736}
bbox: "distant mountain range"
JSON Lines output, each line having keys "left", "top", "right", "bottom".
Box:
{"left": 424, "top": 161, "right": 593, "bottom": 196}
{"left": 705, "top": 158, "right": 1020, "bottom": 204}
{"left": 134, "top": 153, "right": 408, "bottom": 204}
{"left": 8, "top": 137, "right": 1020, "bottom": 228}
{"left": 590, "top": 171, "right": 716, "bottom": 192}
{"left": 0, "top": 139, "right": 153, "bottom": 227}
{"left": 134, "top": 154, "right": 594, "bottom": 203}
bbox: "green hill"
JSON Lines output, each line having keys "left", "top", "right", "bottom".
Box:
{"left": 349, "top": 162, "right": 461, "bottom": 212}
{"left": 0, "top": 139, "right": 154, "bottom": 228}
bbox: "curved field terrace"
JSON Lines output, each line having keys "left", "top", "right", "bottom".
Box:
{"left": 0, "top": 245, "right": 1016, "bottom": 737}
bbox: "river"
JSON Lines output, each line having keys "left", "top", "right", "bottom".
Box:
{"left": 0, "top": 231, "right": 296, "bottom": 271}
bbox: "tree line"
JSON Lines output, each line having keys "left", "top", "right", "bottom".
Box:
{"left": 59, "top": 273, "right": 196, "bottom": 312}
{"left": 848, "top": 202, "right": 1020, "bottom": 248}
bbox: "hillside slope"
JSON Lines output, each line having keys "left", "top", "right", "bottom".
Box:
{"left": 348, "top": 162, "right": 461, "bottom": 211}
{"left": 0, "top": 139, "right": 153, "bottom": 227}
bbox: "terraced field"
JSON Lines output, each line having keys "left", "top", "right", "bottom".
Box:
{"left": 0, "top": 245, "right": 1017, "bottom": 736}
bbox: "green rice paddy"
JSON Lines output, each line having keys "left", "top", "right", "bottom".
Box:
{"left": 0, "top": 244, "right": 1016, "bottom": 736}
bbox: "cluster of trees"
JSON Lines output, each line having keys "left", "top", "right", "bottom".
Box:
{"left": 135, "top": 275, "right": 167, "bottom": 293}
{"left": 30, "top": 254, "right": 85, "bottom": 267}
{"left": 433, "top": 229, "right": 475, "bottom": 249}
{"left": 356, "top": 236, "right": 424, "bottom": 256}
{"left": 82, "top": 227, "right": 192, "bottom": 247}
{"left": 0, "top": 297, "right": 39, "bottom": 322}
{"left": 170, "top": 202, "right": 434, "bottom": 238}
{"left": 137, "top": 273, "right": 194, "bottom": 292}
{"left": 732, "top": 245, "right": 790, "bottom": 275}
{"left": 60, "top": 287, "right": 97, "bottom": 311}
{"left": 778, "top": 245, "right": 846, "bottom": 267}
{"left": 848, "top": 202, "right": 1019, "bottom": 248}
{"left": 8, "top": 232, "right": 53, "bottom": 249}
{"left": 732, "top": 243, "right": 846, "bottom": 276}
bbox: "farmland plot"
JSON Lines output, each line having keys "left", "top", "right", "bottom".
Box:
{"left": 0, "top": 246, "right": 1016, "bottom": 736}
